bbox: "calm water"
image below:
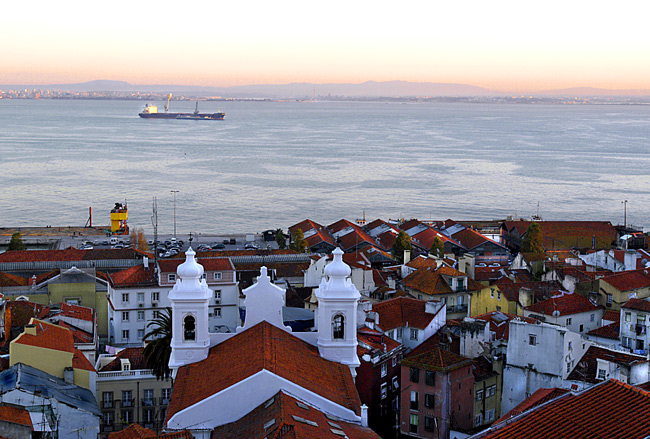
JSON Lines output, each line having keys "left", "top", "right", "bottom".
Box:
{"left": 0, "top": 99, "right": 648, "bottom": 234}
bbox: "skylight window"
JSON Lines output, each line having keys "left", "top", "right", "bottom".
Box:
{"left": 263, "top": 419, "right": 276, "bottom": 429}
{"left": 291, "top": 415, "right": 318, "bottom": 427}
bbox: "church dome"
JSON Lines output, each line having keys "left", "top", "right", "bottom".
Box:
{"left": 177, "top": 247, "right": 204, "bottom": 279}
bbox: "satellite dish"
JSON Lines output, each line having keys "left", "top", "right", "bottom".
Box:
{"left": 552, "top": 310, "right": 561, "bottom": 317}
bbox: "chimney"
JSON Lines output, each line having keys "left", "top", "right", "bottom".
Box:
{"left": 143, "top": 256, "right": 149, "bottom": 268}
{"left": 24, "top": 324, "right": 37, "bottom": 336}
{"left": 63, "top": 367, "right": 74, "bottom": 384}
{"left": 361, "top": 405, "right": 369, "bottom": 427}
{"left": 403, "top": 250, "right": 411, "bottom": 265}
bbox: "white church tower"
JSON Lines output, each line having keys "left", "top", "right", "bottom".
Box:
{"left": 168, "top": 247, "right": 212, "bottom": 376}
{"left": 315, "top": 248, "right": 361, "bottom": 376}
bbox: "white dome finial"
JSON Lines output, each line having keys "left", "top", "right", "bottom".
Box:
{"left": 177, "top": 247, "right": 204, "bottom": 280}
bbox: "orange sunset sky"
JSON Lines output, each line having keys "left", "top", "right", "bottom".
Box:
{"left": 2, "top": 1, "right": 649, "bottom": 92}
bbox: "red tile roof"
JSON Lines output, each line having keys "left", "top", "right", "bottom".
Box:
{"left": 566, "top": 346, "right": 647, "bottom": 383}
{"left": 492, "top": 278, "right": 563, "bottom": 303}
{"left": 524, "top": 292, "right": 601, "bottom": 317}
{"left": 406, "top": 256, "right": 439, "bottom": 271}
{"left": 99, "top": 347, "right": 149, "bottom": 372}
{"left": 0, "top": 272, "right": 28, "bottom": 287}
{"left": 372, "top": 297, "right": 442, "bottom": 331}
{"left": 211, "top": 391, "right": 381, "bottom": 439}
{"left": 158, "top": 257, "right": 234, "bottom": 273}
{"left": 12, "top": 318, "right": 74, "bottom": 353}
{"left": 472, "top": 380, "right": 650, "bottom": 439}
{"left": 0, "top": 248, "right": 146, "bottom": 263}
{"left": 404, "top": 265, "right": 482, "bottom": 296}
{"left": 0, "top": 404, "right": 32, "bottom": 428}
{"left": 60, "top": 302, "right": 95, "bottom": 322}
{"left": 402, "top": 334, "right": 472, "bottom": 372}
{"left": 109, "top": 265, "right": 158, "bottom": 288}
{"left": 72, "top": 348, "right": 96, "bottom": 372}
{"left": 495, "top": 387, "right": 570, "bottom": 423}
{"left": 472, "top": 312, "right": 539, "bottom": 341}
{"left": 622, "top": 298, "right": 650, "bottom": 313}
{"left": 503, "top": 220, "right": 617, "bottom": 250}
{"left": 357, "top": 327, "right": 401, "bottom": 357}
{"left": 108, "top": 423, "right": 193, "bottom": 439}
{"left": 167, "top": 321, "right": 361, "bottom": 425}
{"left": 586, "top": 321, "right": 619, "bottom": 340}
{"left": 602, "top": 270, "right": 650, "bottom": 292}
{"left": 602, "top": 310, "right": 620, "bottom": 322}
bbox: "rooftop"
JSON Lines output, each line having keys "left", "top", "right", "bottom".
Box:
{"left": 371, "top": 297, "right": 443, "bottom": 331}
{"left": 524, "top": 292, "right": 601, "bottom": 317}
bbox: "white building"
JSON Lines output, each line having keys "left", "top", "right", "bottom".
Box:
{"left": 620, "top": 298, "right": 650, "bottom": 354}
{"left": 523, "top": 292, "right": 604, "bottom": 335}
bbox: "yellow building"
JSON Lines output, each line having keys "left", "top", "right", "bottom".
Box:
{"left": 469, "top": 284, "right": 521, "bottom": 317}
{"left": 10, "top": 318, "right": 97, "bottom": 392}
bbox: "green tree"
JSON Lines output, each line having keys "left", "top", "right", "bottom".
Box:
{"left": 8, "top": 233, "right": 26, "bottom": 251}
{"left": 391, "top": 230, "right": 412, "bottom": 264}
{"left": 143, "top": 307, "right": 172, "bottom": 380}
{"left": 429, "top": 236, "right": 445, "bottom": 258}
{"left": 289, "top": 229, "right": 307, "bottom": 253}
{"left": 521, "top": 222, "right": 544, "bottom": 254}
{"left": 275, "top": 228, "right": 287, "bottom": 249}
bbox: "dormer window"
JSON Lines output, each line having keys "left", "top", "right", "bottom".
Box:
{"left": 168, "top": 274, "right": 176, "bottom": 282}
{"left": 214, "top": 272, "right": 222, "bottom": 280}
{"left": 333, "top": 314, "right": 345, "bottom": 340}
{"left": 457, "top": 278, "right": 465, "bottom": 292}
{"left": 184, "top": 315, "right": 196, "bottom": 341}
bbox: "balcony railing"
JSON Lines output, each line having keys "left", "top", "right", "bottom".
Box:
{"left": 142, "top": 398, "right": 155, "bottom": 407}
{"left": 121, "top": 399, "right": 134, "bottom": 408}
{"left": 160, "top": 397, "right": 171, "bottom": 405}
{"left": 102, "top": 401, "right": 114, "bottom": 409}
{"left": 447, "top": 304, "right": 468, "bottom": 314}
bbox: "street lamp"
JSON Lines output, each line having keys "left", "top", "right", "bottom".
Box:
{"left": 171, "top": 190, "right": 179, "bottom": 240}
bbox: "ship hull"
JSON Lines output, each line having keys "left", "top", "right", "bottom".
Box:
{"left": 139, "top": 112, "right": 225, "bottom": 120}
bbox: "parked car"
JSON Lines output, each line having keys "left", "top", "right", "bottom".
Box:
{"left": 244, "top": 243, "right": 259, "bottom": 250}
{"left": 212, "top": 243, "right": 225, "bottom": 249}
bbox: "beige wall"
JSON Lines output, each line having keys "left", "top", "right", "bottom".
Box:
{"left": 10, "top": 342, "right": 72, "bottom": 379}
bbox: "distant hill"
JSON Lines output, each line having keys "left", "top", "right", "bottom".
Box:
{"left": 3, "top": 80, "right": 650, "bottom": 98}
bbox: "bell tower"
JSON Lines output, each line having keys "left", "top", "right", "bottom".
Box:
{"left": 315, "top": 248, "right": 361, "bottom": 376}
{"left": 168, "top": 247, "right": 212, "bottom": 376}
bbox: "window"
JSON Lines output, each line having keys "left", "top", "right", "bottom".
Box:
{"left": 425, "top": 370, "right": 435, "bottom": 386}
{"left": 566, "top": 317, "right": 572, "bottom": 326}
{"left": 380, "top": 383, "right": 388, "bottom": 399}
{"left": 457, "top": 278, "right": 465, "bottom": 292}
{"left": 396, "top": 328, "right": 403, "bottom": 340}
{"left": 425, "top": 393, "right": 435, "bottom": 408}
{"left": 410, "top": 367, "right": 419, "bottom": 383}
{"left": 392, "top": 355, "right": 398, "bottom": 367}
{"left": 152, "top": 292, "right": 160, "bottom": 302}
{"left": 137, "top": 292, "right": 144, "bottom": 303}
{"left": 410, "top": 328, "right": 418, "bottom": 340}
{"left": 475, "top": 414, "right": 483, "bottom": 426}
{"left": 424, "top": 416, "right": 435, "bottom": 432}
{"left": 122, "top": 390, "right": 133, "bottom": 407}
{"left": 102, "top": 392, "right": 114, "bottom": 409}
{"left": 381, "top": 363, "right": 387, "bottom": 378}
{"left": 137, "top": 311, "right": 145, "bottom": 321}
{"left": 409, "top": 414, "right": 418, "bottom": 434}
{"left": 103, "top": 411, "right": 114, "bottom": 426}
{"left": 392, "top": 376, "right": 399, "bottom": 389}
{"left": 497, "top": 291, "right": 501, "bottom": 301}
{"left": 529, "top": 335, "right": 537, "bottom": 346}
{"left": 625, "top": 312, "right": 632, "bottom": 322}
{"left": 121, "top": 293, "right": 129, "bottom": 303}
{"left": 597, "top": 368, "right": 607, "bottom": 380}
{"left": 486, "top": 409, "right": 495, "bottom": 422}
{"left": 579, "top": 324, "right": 584, "bottom": 333}
{"left": 184, "top": 315, "right": 196, "bottom": 341}
{"left": 153, "top": 310, "right": 160, "bottom": 319}
{"left": 590, "top": 313, "right": 595, "bottom": 322}
{"left": 162, "top": 388, "right": 172, "bottom": 404}
{"left": 214, "top": 290, "right": 222, "bottom": 303}
{"left": 122, "top": 311, "right": 129, "bottom": 321}
{"left": 143, "top": 408, "right": 154, "bottom": 423}
{"left": 201, "top": 273, "right": 207, "bottom": 280}
{"left": 606, "top": 294, "right": 613, "bottom": 305}
{"left": 491, "top": 288, "right": 495, "bottom": 298}
{"left": 567, "top": 362, "right": 571, "bottom": 373}
{"left": 410, "top": 391, "right": 419, "bottom": 410}
{"left": 214, "top": 307, "right": 222, "bottom": 318}
{"left": 214, "top": 272, "right": 222, "bottom": 280}
{"left": 168, "top": 274, "right": 176, "bottom": 282}
{"left": 143, "top": 389, "right": 154, "bottom": 406}
{"left": 138, "top": 329, "right": 144, "bottom": 339}
{"left": 476, "top": 389, "right": 483, "bottom": 401}
{"left": 622, "top": 336, "right": 632, "bottom": 348}
{"left": 122, "top": 330, "right": 129, "bottom": 341}
{"left": 121, "top": 410, "right": 133, "bottom": 424}
{"left": 486, "top": 385, "right": 496, "bottom": 397}
{"left": 333, "top": 314, "right": 345, "bottom": 340}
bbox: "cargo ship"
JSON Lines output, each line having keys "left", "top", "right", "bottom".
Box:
{"left": 139, "top": 94, "right": 225, "bottom": 120}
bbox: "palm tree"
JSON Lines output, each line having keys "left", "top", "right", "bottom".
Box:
{"left": 143, "top": 307, "right": 172, "bottom": 380}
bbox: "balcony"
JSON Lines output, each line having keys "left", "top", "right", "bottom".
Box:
{"left": 101, "top": 424, "right": 115, "bottom": 432}
{"left": 447, "top": 304, "right": 468, "bottom": 314}
{"left": 101, "top": 401, "right": 114, "bottom": 409}
{"left": 160, "top": 397, "right": 171, "bottom": 406}
{"left": 121, "top": 399, "right": 134, "bottom": 408}
{"left": 142, "top": 398, "right": 155, "bottom": 407}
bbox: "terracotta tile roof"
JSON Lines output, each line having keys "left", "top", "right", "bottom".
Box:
{"left": 472, "top": 355, "right": 498, "bottom": 382}
{"left": 402, "top": 334, "right": 472, "bottom": 372}
{"left": 211, "top": 391, "right": 381, "bottom": 439}
{"left": 356, "top": 245, "right": 393, "bottom": 262}
{"left": 406, "top": 256, "right": 439, "bottom": 270}
{"left": 289, "top": 220, "right": 337, "bottom": 249}
{"left": 602, "top": 270, "right": 650, "bottom": 292}
{"left": 0, "top": 248, "right": 145, "bottom": 263}
{"left": 471, "top": 380, "right": 650, "bottom": 439}
{"left": 57, "top": 321, "right": 94, "bottom": 344}
{"left": 99, "top": 347, "right": 148, "bottom": 372}
{"left": 492, "top": 278, "right": 562, "bottom": 303}
{"left": 448, "top": 227, "right": 506, "bottom": 251}
{"left": 472, "top": 312, "right": 539, "bottom": 341}
{"left": 289, "top": 219, "right": 325, "bottom": 235}
{"left": 602, "top": 310, "right": 620, "bottom": 322}
{"left": 167, "top": 321, "right": 361, "bottom": 425}
{"left": 524, "top": 292, "right": 601, "bottom": 317}
{"left": 586, "top": 321, "right": 619, "bottom": 340}
{"left": 108, "top": 423, "right": 193, "bottom": 439}
{"left": 0, "top": 272, "right": 28, "bottom": 287}
{"left": 404, "top": 265, "right": 481, "bottom": 296}
{"left": 12, "top": 318, "right": 74, "bottom": 353}
{"left": 158, "top": 257, "right": 234, "bottom": 273}
{"left": 567, "top": 346, "right": 647, "bottom": 383}
{"left": 0, "top": 404, "right": 32, "bottom": 428}
{"left": 60, "top": 302, "right": 95, "bottom": 322}
{"left": 372, "top": 297, "right": 442, "bottom": 331}
{"left": 357, "top": 327, "right": 401, "bottom": 356}
{"left": 72, "top": 348, "right": 96, "bottom": 372}
{"left": 495, "top": 387, "right": 570, "bottom": 423}
{"left": 622, "top": 298, "right": 650, "bottom": 313}
{"left": 503, "top": 220, "right": 617, "bottom": 250}
{"left": 109, "top": 265, "right": 158, "bottom": 288}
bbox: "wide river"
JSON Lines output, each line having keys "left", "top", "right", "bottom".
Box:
{"left": 0, "top": 99, "right": 648, "bottom": 235}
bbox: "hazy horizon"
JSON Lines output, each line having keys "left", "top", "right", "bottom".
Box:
{"left": 2, "top": 1, "right": 648, "bottom": 92}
